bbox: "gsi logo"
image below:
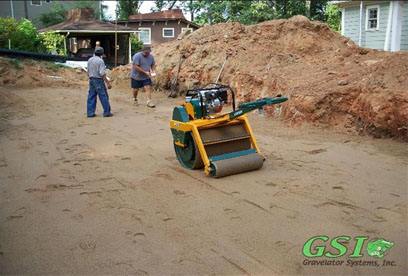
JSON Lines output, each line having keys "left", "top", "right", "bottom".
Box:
{"left": 302, "top": 236, "right": 394, "bottom": 259}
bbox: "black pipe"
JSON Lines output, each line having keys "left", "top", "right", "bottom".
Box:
{"left": 0, "top": 48, "right": 126, "bottom": 69}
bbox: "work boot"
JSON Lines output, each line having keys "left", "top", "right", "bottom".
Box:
{"left": 147, "top": 100, "right": 155, "bottom": 108}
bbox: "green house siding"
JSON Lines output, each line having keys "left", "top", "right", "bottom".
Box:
{"left": 401, "top": 2, "right": 408, "bottom": 50}
{"left": 343, "top": 6, "right": 360, "bottom": 43}
{"left": 342, "top": 1, "right": 408, "bottom": 51}
{"left": 362, "top": 2, "right": 390, "bottom": 49}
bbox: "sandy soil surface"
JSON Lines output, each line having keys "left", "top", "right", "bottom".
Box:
{"left": 0, "top": 85, "right": 406, "bottom": 275}
{"left": 112, "top": 16, "right": 408, "bottom": 140}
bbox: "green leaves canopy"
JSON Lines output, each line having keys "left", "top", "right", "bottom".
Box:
{"left": 0, "top": 17, "right": 65, "bottom": 54}
{"left": 149, "top": 0, "right": 341, "bottom": 32}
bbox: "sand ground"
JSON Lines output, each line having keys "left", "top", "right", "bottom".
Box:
{"left": 0, "top": 85, "right": 406, "bottom": 275}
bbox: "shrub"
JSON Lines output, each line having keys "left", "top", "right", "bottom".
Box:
{"left": 0, "top": 17, "right": 42, "bottom": 52}
{"left": 130, "top": 34, "right": 144, "bottom": 56}
{"left": 38, "top": 2, "right": 67, "bottom": 27}
{"left": 325, "top": 4, "right": 342, "bottom": 32}
{"left": 41, "top": 31, "right": 66, "bottom": 55}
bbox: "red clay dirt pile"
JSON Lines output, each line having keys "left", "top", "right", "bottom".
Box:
{"left": 115, "top": 16, "right": 407, "bottom": 140}
{"left": 0, "top": 57, "right": 88, "bottom": 88}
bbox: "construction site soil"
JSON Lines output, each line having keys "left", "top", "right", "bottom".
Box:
{"left": 0, "top": 16, "right": 407, "bottom": 275}
{"left": 110, "top": 15, "right": 408, "bottom": 141}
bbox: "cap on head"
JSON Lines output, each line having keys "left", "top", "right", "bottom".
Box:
{"left": 94, "top": 46, "right": 104, "bottom": 55}
{"left": 142, "top": 45, "right": 152, "bottom": 53}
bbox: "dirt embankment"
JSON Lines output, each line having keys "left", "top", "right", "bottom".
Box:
{"left": 0, "top": 57, "right": 88, "bottom": 88}
{"left": 112, "top": 15, "right": 407, "bottom": 140}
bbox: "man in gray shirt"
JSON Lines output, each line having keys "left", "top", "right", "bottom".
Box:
{"left": 130, "top": 45, "right": 156, "bottom": 108}
{"left": 87, "top": 47, "right": 113, "bottom": 117}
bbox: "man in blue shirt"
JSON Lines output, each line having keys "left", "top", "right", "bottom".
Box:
{"left": 87, "top": 47, "right": 113, "bottom": 117}
{"left": 130, "top": 45, "right": 156, "bottom": 108}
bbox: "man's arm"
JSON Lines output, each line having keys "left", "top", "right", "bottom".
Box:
{"left": 103, "top": 74, "right": 112, "bottom": 89}
{"left": 134, "top": 64, "right": 150, "bottom": 77}
{"left": 99, "top": 60, "right": 111, "bottom": 89}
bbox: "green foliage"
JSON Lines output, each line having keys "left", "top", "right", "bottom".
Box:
{"left": 151, "top": 0, "right": 167, "bottom": 12}
{"left": 151, "top": 0, "right": 178, "bottom": 12}
{"left": 41, "top": 31, "right": 66, "bottom": 55}
{"left": 147, "top": 0, "right": 334, "bottom": 28}
{"left": 274, "top": 0, "right": 307, "bottom": 19}
{"left": 72, "top": 1, "right": 108, "bottom": 20}
{"left": 325, "top": 4, "right": 342, "bottom": 32}
{"left": 309, "top": 0, "right": 329, "bottom": 21}
{"left": 0, "top": 17, "right": 19, "bottom": 48}
{"left": 38, "top": 2, "right": 66, "bottom": 27}
{"left": 189, "top": 1, "right": 275, "bottom": 26}
{"left": 39, "top": 1, "right": 108, "bottom": 27}
{"left": 0, "top": 17, "right": 42, "bottom": 52}
{"left": 0, "top": 17, "right": 67, "bottom": 55}
{"left": 118, "top": 0, "right": 144, "bottom": 20}
{"left": 130, "top": 34, "right": 144, "bottom": 56}
{"left": 230, "top": 1, "right": 275, "bottom": 25}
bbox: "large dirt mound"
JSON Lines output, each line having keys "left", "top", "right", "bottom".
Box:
{"left": 0, "top": 57, "right": 88, "bottom": 88}
{"left": 113, "top": 15, "right": 407, "bottom": 140}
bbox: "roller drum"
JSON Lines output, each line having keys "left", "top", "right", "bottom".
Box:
{"left": 210, "top": 153, "right": 264, "bottom": 178}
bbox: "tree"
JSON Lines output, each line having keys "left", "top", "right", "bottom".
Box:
{"left": 39, "top": 1, "right": 108, "bottom": 27}
{"left": 324, "top": 4, "right": 342, "bottom": 32}
{"left": 72, "top": 1, "right": 108, "bottom": 20}
{"left": 0, "top": 17, "right": 42, "bottom": 52}
{"left": 130, "top": 34, "right": 144, "bottom": 55}
{"left": 309, "top": 0, "right": 329, "bottom": 21}
{"left": 41, "top": 31, "right": 66, "bottom": 55}
{"left": 150, "top": 0, "right": 338, "bottom": 30}
{"left": 117, "top": 0, "right": 144, "bottom": 20}
{"left": 192, "top": 1, "right": 274, "bottom": 26}
{"left": 151, "top": 0, "right": 167, "bottom": 12}
{"left": 151, "top": 0, "right": 179, "bottom": 12}
{"left": 275, "top": 0, "right": 307, "bottom": 19}
{"left": 38, "top": 2, "right": 67, "bottom": 27}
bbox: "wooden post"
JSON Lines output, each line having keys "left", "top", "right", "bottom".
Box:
{"left": 129, "top": 34, "right": 132, "bottom": 64}
{"left": 115, "top": 1, "right": 118, "bottom": 67}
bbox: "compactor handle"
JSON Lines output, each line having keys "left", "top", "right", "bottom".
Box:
{"left": 229, "top": 96, "right": 288, "bottom": 120}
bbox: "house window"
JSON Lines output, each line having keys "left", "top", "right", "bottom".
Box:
{"left": 181, "top": 28, "right": 193, "bottom": 34}
{"left": 366, "top": 5, "right": 379, "bottom": 31}
{"left": 163, "top": 28, "right": 175, "bottom": 38}
{"left": 138, "top": 28, "right": 151, "bottom": 44}
{"left": 30, "top": 0, "right": 42, "bottom": 6}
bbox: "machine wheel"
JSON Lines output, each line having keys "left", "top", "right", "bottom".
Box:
{"left": 174, "top": 132, "right": 204, "bottom": 169}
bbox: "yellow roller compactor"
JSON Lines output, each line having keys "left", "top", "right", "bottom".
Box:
{"left": 170, "top": 83, "right": 288, "bottom": 178}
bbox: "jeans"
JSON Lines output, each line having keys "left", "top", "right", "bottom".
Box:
{"left": 87, "top": 78, "right": 111, "bottom": 117}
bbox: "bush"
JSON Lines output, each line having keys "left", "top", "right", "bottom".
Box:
{"left": 0, "top": 17, "right": 42, "bottom": 52}
{"left": 38, "top": 2, "right": 67, "bottom": 27}
{"left": 325, "top": 4, "right": 342, "bottom": 32}
{"left": 130, "top": 34, "right": 144, "bottom": 56}
{"left": 41, "top": 31, "right": 66, "bottom": 55}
